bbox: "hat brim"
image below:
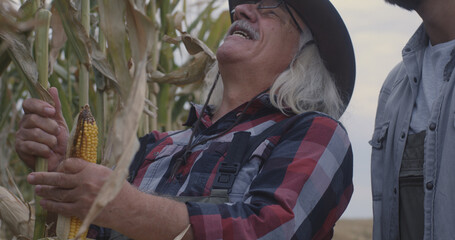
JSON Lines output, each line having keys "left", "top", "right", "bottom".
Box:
{"left": 228, "top": 0, "right": 356, "bottom": 109}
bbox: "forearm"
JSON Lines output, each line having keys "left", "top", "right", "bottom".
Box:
{"left": 100, "top": 182, "right": 193, "bottom": 240}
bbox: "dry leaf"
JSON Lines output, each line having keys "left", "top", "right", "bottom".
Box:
{"left": 0, "top": 186, "right": 34, "bottom": 238}
{"left": 173, "top": 11, "right": 185, "bottom": 33}
{"left": 98, "top": 0, "right": 131, "bottom": 97}
{"left": 90, "top": 38, "right": 121, "bottom": 93}
{"left": 163, "top": 35, "right": 182, "bottom": 45}
{"left": 149, "top": 52, "right": 214, "bottom": 85}
{"left": 49, "top": 6, "right": 68, "bottom": 75}
{"left": 173, "top": 225, "right": 191, "bottom": 240}
{"left": 0, "top": 30, "right": 54, "bottom": 106}
{"left": 53, "top": 0, "right": 92, "bottom": 68}
{"left": 181, "top": 32, "right": 215, "bottom": 59}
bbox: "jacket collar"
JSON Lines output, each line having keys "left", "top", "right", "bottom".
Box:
{"left": 402, "top": 24, "right": 429, "bottom": 57}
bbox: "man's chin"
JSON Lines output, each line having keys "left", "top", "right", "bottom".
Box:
{"left": 385, "top": 0, "right": 422, "bottom": 10}
{"left": 217, "top": 39, "right": 252, "bottom": 63}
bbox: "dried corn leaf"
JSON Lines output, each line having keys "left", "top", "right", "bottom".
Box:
{"left": 163, "top": 35, "right": 182, "bottom": 45}
{"left": 90, "top": 38, "right": 121, "bottom": 93}
{"left": 0, "top": 186, "right": 34, "bottom": 238}
{"left": 0, "top": 31, "right": 54, "bottom": 105}
{"left": 173, "top": 225, "right": 191, "bottom": 240}
{"left": 76, "top": 1, "right": 154, "bottom": 237}
{"left": 98, "top": 0, "right": 131, "bottom": 96}
{"left": 173, "top": 11, "right": 185, "bottom": 33}
{"left": 155, "top": 31, "right": 216, "bottom": 86}
{"left": 181, "top": 32, "right": 216, "bottom": 59}
{"left": 0, "top": 0, "right": 37, "bottom": 76}
{"left": 149, "top": 52, "right": 214, "bottom": 85}
{"left": 49, "top": 6, "right": 68, "bottom": 75}
{"left": 53, "top": 0, "right": 91, "bottom": 68}
{"left": 125, "top": 0, "right": 156, "bottom": 69}
{"left": 18, "top": 0, "right": 39, "bottom": 22}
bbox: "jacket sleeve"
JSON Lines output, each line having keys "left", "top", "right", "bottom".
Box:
{"left": 186, "top": 115, "right": 353, "bottom": 240}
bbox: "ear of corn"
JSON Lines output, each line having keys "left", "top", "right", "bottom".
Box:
{"left": 71, "top": 105, "right": 98, "bottom": 164}
{"left": 57, "top": 105, "right": 98, "bottom": 240}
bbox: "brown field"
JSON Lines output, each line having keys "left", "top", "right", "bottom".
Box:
{"left": 333, "top": 218, "right": 373, "bottom": 240}
{"left": 0, "top": 218, "right": 373, "bottom": 239}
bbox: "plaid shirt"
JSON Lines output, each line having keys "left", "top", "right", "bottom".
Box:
{"left": 93, "top": 94, "right": 353, "bottom": 239}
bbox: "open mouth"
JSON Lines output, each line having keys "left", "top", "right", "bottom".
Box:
{"left": 232, "top": 30, "right": 251, "bottom": 40}
{"left": 228, "top": 20, "right": 259, "bottom": 40}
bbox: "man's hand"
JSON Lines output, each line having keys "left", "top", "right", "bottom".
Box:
{"left": 15, "top": 87, "right": 69, "bottom": 171}
{"left": 27, "top": 158, "right": 111, "bottom": 220}
{"left": 28, "top": 158, "right": 193, "bottom": 240}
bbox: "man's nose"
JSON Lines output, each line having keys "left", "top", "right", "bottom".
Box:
{"left": 233, "top": 3, "right": 258, "bottom": 23}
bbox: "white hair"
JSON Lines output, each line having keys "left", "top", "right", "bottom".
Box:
{"left": 203, "top": 28, "right": 345, "bottom": 119}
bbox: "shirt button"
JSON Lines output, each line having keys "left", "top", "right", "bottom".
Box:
{"left": 176, "top": 173, "right": 182, "bottom": 180}
{"left": 413, "top": 77, "right": 418, "bottom": 83}
{"left": 394, "top": 188, "right": 397, "bottom": 194}
{"left": 429, "top": 123, "right": 436, "bottom": 131}
{"left": 426, "top": 182, "right": 434, "bottom": 190}
{"left": 400, "top": 132, "right": 406, "bottom": 139}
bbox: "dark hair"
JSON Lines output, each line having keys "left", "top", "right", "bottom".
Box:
{"left": 385, "top": 0, "right": 422, "bottom": 11}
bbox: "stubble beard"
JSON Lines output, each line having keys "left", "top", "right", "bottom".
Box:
{"left": 385, "top": 0, "right": 422, "bottom": 10}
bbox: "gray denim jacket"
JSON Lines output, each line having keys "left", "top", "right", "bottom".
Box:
{"left": 370, "top": 24, "right": 455, "bottom": 240}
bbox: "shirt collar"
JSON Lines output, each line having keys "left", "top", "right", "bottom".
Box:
{"left": 183, "top": 93, "right": 279, "bottom": 127}
{"left": 402, "top": 24, "right": 429, "bottom": 56}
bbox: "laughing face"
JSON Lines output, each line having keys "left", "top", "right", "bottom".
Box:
{"left": 217, "top": 1, "right": 302, "bottom": 78}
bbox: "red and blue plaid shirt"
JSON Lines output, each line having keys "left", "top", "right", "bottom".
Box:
{"left": 91, "top": 94, "right": 353, "bottom": 239}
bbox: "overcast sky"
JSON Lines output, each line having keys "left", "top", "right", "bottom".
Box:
{"left": 332, "top": 0, "right": 421, "bottom": 218}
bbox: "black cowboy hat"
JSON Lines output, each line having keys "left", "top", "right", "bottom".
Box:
{"left": 228, "top": 0, "right": 356, "bottom": 109}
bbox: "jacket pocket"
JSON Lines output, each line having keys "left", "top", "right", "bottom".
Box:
{"left": 369, "top": 121, "right": 390, "bottom": 149}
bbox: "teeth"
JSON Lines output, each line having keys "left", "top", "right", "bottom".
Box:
{"left": 232, "top": 30, "right": 250, "bottom": 40}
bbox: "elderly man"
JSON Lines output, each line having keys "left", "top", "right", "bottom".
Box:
{"left": 371, "top": 0, "right": 455, "bottom": 239}
{"left": 16, "top": 0, "right": 355, "bottom": 239}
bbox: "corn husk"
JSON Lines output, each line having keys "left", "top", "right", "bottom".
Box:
{"left": 0, "top": 186, "right": 34, "bottom": 238}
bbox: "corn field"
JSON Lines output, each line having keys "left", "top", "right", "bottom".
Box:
{"left": 0, "top": 0, "right": 230, "bottom": 238}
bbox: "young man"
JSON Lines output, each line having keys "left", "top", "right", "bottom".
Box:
{"left": 16, "top": 0, "right": 355, "bottom": 239}
{"left": 371, "top": 0, "right": 455, "bottom": 239}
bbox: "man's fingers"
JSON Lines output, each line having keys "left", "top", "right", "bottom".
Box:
{"left": 35, "top": 185, "right": 76, "bottom": 203}
{"left": 27, "top": 172, "right": 76, "bottom": 189}
{"left": 39, "top": 199, "right": 75, "bottom": 217}
{"left": 16, "top": 127, "right": 58, "bottom": 148}
{"left": 15, "top": 140, "right": 53, "bottom": 160}
{"left": 56, "top": 158, "right": 89, "bottom": 174}
{"left": 19, "top": 114, "right": 60, "bottom": 136}
{"left": 22, "top": 98, "right": 56, "bottom": 118}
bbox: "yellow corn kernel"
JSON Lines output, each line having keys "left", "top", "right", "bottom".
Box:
{"left": 67, "top": 105, "right": 98, "bottom": 239}
{"left": 68, "top": 216, "right": 87, "bottom": 239}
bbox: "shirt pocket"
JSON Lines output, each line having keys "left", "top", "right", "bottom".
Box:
{"left": 369, "top": 121, "right": 390, "bottom": 149}
{"left": 369, "top": 121, "right": 389, "bottom": 201}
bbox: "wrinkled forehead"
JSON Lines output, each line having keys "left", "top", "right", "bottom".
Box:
{"left": 230, "top": 0, "right": 285, "bottom": 17}
{"left": 229, "top": 0, "right": 306, "bottom": 31}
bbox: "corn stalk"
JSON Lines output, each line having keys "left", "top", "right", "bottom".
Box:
{"left": 33, "top": 8, "right": 52, "bottom": 240}
{"left": 0, "top": 0, "right": 230, "bottom": 238}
